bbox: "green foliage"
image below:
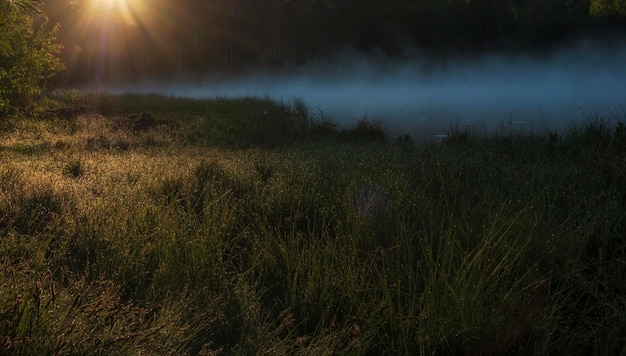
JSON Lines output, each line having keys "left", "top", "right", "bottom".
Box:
{"left": 1, "top": 0, "right": 47, "bottom": 55}
{"left": 590, "top": 0, "right": 626, "bottom": 17}
{"left": 0, "top": 31, "right": 10, "bottom": 57}
{"left": 0, "top": 2, "right": 64, "bottom": 114}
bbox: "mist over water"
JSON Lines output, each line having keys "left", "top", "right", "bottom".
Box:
{"left": 109, "top": 42, "right": 626, "bottom": 139}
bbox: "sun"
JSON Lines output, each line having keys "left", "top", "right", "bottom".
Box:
{"left": 91, "top": 0, "right": 139, "bottom": 26}
{"left": 61, "top": 0, "right": 182, "bottom": 84}
{"left": 95, "top": 0, "right": 124, "bottom": 6}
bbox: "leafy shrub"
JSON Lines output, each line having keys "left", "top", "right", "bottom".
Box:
{"left": 0, "top": 3, "right": 64, "bottom": 115}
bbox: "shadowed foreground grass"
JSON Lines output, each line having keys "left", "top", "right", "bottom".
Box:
{"left": 1, "top": 93, "right": 625, "bottom": 354}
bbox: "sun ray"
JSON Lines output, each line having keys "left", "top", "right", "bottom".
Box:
{"left": 60, "top": 0, "right": 183, "bottom": 84}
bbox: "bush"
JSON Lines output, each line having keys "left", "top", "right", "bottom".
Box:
{"left": 0, "top": 2, "right": 64, "bottom": 115}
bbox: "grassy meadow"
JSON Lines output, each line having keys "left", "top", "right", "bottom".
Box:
{"left": 1, "top": 92, "right": 625, "bottom": 354}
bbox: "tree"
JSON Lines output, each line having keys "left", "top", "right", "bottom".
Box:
{"left": 0, "top": 1, "right": 64, "bottom": 113}
{"left": 590, "top": 0, "right": 626, "bottom": 17}
{"left": 1, "top": 0, "right": 47, "bottom": 55}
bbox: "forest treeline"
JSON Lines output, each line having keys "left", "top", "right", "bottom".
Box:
{"left": 32, "top": 0, "right": 626, "bottom": 85}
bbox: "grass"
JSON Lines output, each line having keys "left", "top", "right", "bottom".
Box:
{"left": 1, "top": 92, "right": 625, "bottom": 354}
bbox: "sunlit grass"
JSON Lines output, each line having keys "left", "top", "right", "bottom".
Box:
{"left": 1, "top": 93, "right": 625, "bottom": 353}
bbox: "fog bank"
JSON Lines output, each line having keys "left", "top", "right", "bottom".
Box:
{"left": 108, "top": 42, "right": 626, "bottom": 139}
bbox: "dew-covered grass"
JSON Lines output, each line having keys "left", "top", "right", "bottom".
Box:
{"left": 1, "top": 93, "right": 625, "bottom": 354}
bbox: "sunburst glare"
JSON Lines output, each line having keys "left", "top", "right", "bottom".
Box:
{"left": 95, "top": 0, "right": 138, "bottom": 26}
{"left": 61, "top": 0, "right": 180, "bottom": 84}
